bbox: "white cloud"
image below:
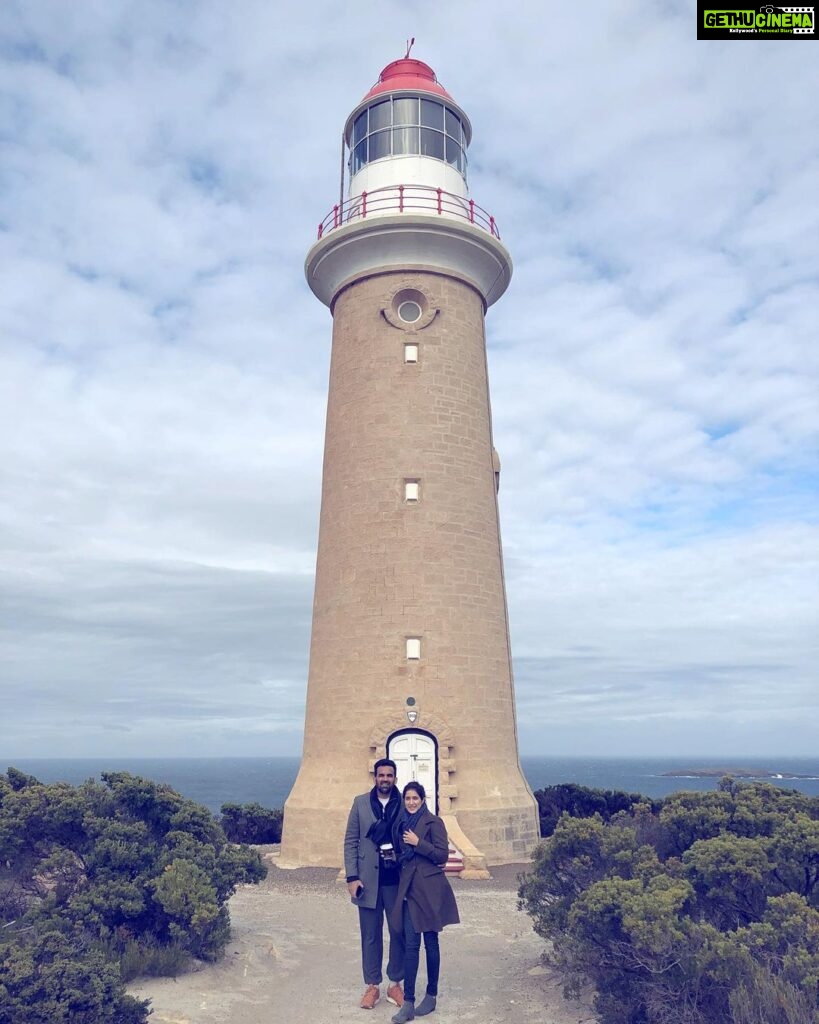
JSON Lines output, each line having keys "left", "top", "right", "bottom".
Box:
{"left": 1, "top": 0, "right": 817, "bottom": 758}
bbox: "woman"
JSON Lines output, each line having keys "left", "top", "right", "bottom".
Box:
{"left": 389, "top": 781, "right": 460, "bottom": 1022}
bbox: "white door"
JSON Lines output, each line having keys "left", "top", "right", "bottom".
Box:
{"left": 388, "top": 731, "right": 437, "bottom": 813}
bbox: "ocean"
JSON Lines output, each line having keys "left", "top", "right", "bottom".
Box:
{"left": 6, "top": 756, "right": 818, "bottom": 815}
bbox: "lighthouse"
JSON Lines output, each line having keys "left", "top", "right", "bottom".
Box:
{"left": 280, "top": 55, "right": 539, "bottom": 869}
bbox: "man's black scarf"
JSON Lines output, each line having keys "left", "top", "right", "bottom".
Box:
{"left": 365, "top": 786, "right": 400, "bottom": 846}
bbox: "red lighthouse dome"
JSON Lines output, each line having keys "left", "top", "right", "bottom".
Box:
{"left": 362, "top": 58, "right": 454, "bottom": 102}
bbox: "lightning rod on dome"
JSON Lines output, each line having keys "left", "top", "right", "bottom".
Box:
{"left": 405, "top": 37, "right": 415, "bottom": 59}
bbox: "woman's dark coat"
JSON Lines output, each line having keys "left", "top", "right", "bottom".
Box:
{"left": 389, "top": 807, "right": 460, "bottom": 934}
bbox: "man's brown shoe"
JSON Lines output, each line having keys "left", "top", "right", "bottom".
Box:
{"left": 386, "top": 982, "right": 404, "bottom": 1007}
{"left": 360, "top": 985, "right": 380, "bottom": 1009}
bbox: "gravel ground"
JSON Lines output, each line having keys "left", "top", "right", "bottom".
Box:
{"left": 130, "top": 854, "right": 596, "bottom": 1024}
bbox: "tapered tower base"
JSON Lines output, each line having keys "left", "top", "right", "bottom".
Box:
{"left": 280, "top": 268, "right": 539, "bottom": 868}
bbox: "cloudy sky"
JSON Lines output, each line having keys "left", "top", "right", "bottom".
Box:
{"left": 2, "top": 1, "right": 817, "bottom": 761}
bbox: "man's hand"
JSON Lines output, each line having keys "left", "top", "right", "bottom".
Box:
{"left": 347, "top": 880, "right": 364, "bottom": 898}
{"left": 403, "top": 829, "right": 419, "bottom": 847}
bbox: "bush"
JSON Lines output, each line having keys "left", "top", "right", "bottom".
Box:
{"left": 519, "top": 779, "right": 819, "bottom": 1024}
{"left": 0, "top": 930, "right": 150, "bottom": 1024}
{"left": 220, "top": 802, "right": 283, "bottom": 844}
{"left": 115, "top": 934, "right": 191, "bottom": 982}
{"left": 0, "top": 768, "right": 268, "bottom": 1023}
{"left": 532, "top": 782, "right": 658, "bottom": 837}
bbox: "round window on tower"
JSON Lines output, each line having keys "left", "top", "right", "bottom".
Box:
{"left": 392, "top": 288, "right": 427, "bottom": 326}
{"left": 398, "top": 301, "right": 422, "bottom": 323}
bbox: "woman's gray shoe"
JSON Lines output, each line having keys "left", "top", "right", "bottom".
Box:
{"left": 415, "top": 994, "right": 437, "bottom": 1016}
{"left": 391, "top": 1002, "right": 415, "bottom": 1023}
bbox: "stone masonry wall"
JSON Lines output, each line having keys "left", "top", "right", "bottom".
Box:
{"left": 281, "top": 268, "right": 539, "bottom": 867}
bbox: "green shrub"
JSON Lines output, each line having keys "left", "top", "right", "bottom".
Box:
{"left": 115, "top": 936, "right": 191, "bottom": 982}
{"left": 532, "top": 782, "right": 659, "bottom": 837}
{"left": 0, "top": 930, "right": 150, "bottom": 1024}
{"left": 0, "top": 768, "right": 268, "bottom": 1023}
{"left": 220, "top": 802, "right": 283, "bottom": 844}
{"left": 519, "top": 779, "right": 819, "bottom": 1024}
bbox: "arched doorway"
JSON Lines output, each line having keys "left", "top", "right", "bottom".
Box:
{"left": 387, "top": 730, "right": 438, "bottom": 813}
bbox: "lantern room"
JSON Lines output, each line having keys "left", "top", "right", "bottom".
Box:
{"left": 307, "top": 54, "right": 511, "bottom": 310}
{"left": 344, "top": 59, "right": 472, "bottom": 202}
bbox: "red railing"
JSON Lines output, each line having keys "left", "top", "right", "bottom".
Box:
{"left": 317, "top": 184, "right": 500, "bottom": 240}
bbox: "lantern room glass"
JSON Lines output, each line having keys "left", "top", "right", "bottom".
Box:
{"left": 348, "top": 96, "right": 467, "bottom": 180}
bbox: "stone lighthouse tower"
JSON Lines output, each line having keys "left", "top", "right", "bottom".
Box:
{"left": 280, "top": 56, "right": 539, "bottom": 869}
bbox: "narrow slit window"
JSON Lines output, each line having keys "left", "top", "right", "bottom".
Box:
{"left": 404, "top": 343, "right": 418, "bottom": 363}
{"left": 404, "top": 479, "right": 420, "bottom": 502}
{"left": 406, "top": 637, "right": 421, "bottom": 660}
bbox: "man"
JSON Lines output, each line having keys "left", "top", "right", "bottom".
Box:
{"left": 344, "top": 758, "right": 405, "bottom": 1009}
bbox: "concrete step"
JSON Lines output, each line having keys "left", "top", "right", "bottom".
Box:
{"left": 444, "top": 842, "right": 464, "bottom": 875}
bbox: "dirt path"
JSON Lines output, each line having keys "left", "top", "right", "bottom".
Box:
{"left": 130, "top": 856, "right": 596, "bottom": 1024}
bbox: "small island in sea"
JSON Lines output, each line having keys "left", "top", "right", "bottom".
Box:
{"left": 662, "top": 767, "right": 816, "bottom": 779}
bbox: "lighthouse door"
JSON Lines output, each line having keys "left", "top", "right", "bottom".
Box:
{"left": 387, "top": 731, "right": 437, "bottom": 813}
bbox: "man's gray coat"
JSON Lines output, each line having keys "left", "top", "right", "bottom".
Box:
{"left": 344, "top": 791, "right": 394, "bottom": 910}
